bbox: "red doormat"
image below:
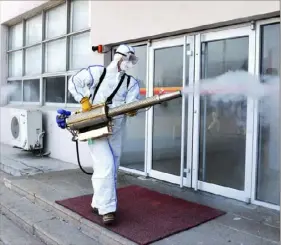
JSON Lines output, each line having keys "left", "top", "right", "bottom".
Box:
{"left": 56, "top": 185, "right": 225, "bottom": 245}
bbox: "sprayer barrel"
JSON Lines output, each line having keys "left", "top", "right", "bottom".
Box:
{"left": 66, "top": 91, "right": 182, "bottom": 130}
{"left": 108, "top": 91, "right": 182, "bottom": 118}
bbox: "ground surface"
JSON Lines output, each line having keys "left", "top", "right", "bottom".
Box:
{"left": 0, "top": 143, "right": 280, "bottom": 245}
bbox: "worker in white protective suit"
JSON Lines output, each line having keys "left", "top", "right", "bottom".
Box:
{"left": 67, "top": 44, "right": 140, "bottom": 225}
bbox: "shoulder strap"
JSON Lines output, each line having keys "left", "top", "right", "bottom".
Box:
{"left": 106, "top": 73, "right": 127, "bottom": 105}
{"left": 127, "top": 75, "right": 131, "bottom": 88}
{"left": 91, "top": 68, "right": 107, "bottom": 101}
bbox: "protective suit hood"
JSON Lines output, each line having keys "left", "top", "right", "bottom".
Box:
{"left": 110, "top": 44, "right": 138, "bottom": 73}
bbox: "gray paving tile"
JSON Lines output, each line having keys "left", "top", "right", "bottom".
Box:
{"left": 0, "top": 213, "right": 44, "bottom": 245}
{"left": 215, "top": 213, "right": 280, "bottom": 242}
{"left": 153, "top": 220, "right": 278, "bottom": 245}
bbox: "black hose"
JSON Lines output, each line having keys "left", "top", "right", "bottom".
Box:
{"left": 75, "top": 140, "right": 93, "bottom": 175}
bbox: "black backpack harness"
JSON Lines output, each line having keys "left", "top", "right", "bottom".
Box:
{"left": 91, "top": 67, "right": 131, "bottom": 105}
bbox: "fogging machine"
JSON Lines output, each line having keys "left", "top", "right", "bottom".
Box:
{"left": 62, "top": 91, "right": 182, "bottom": 175}
{"left": 66, "top": 91, "right": 182, "bottom": 141}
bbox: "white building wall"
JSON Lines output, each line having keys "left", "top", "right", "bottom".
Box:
{"left": 0, "top": 0, "right": 279, "bottom": 168}
{"left": 0, "top": 4, "right": 8, "bottom": 100}
{"left": 91, "top": 1, "right": 279, "bottom": 44}
{"left": 0, "top": 1, "right": 48, "bottom": 24}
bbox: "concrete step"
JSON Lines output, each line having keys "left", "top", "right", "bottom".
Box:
{"left": 3, "top": 177, "right": 137, "bottom": 245}
{"left": 0, "top": 143, "right": 77, "bottom": 177}
{"left": 0, "top": 156, "right": 31, "bottom": 176}
{"left": 0, "top": 213, "right": 45, "bottom": 245}
{"left": 0, "top": 186, "right": 102, "bottom": 245}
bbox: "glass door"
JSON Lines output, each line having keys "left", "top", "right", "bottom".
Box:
{"left": 147, "top": 36, "right": 194, "bottom": 187}
{"left": 252, "top": 20, "right": 280, "bottom": 210}
{"left": 119, "top": 44, "right": 148, "bottom": 174}
{"left": 192, "top": 26, "right": 255, "bottom": 201}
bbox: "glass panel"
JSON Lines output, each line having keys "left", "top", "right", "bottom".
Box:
{"left": 256, "top": 23, "right": 280, "bottom": 205}
{"left": 25, "top": 45, "right": 42, "bottom": 75}
{"left": 199, "top": 37, "right": 249, "bottom": 190}
{"left": 45, "top": 39, "right": 66, "bottom": 73}
{"left": 70, "top": 0, "right": 89, "bottom": 32}
{"left": 8, "top": 50, "right": 23, "bottom": 77}
{"left": 23, "top": 79, "right": 40, "bottom": 102}
{"left": 152, "top": 45, "right": 183, "bottom": 175}
{"left": 9, "top": 23, "right": 23, "bottom": 50}
{"left": 183, "top": 44, "right": 190, "bottom": 178}
{"left": 45, "top": 76, "right": 65, "bottom": 103}
{"left": 25, "top": 14, "right": 42, "bottom": 45}
{"left": 69, "top": 32, "right": 92, "bottom": 70}
{"left": 7, "top": 80, "right": 22, "bottom": 102}
{"left": 120, "top": 45, "right": 147, "bottom": 171}
{"left": 67, "top": 75, "right": 78, "bottom": 103}
{"left": 45, "top": 3, "right": 67, "bottom": 39}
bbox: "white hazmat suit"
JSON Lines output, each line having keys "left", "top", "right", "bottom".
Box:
{"left": 68, "top": 44, "right": 140, "bottom": 222}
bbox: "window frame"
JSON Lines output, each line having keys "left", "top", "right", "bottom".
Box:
{"left": 6, "top": 0, "right": 90, "bottom": 106}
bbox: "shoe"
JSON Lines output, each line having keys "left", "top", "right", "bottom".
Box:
{"left": 92, "top": 207, "right": 99, "bottom": 214}
{"left": 102, "top": 212, "right": 115, "bottom": 225}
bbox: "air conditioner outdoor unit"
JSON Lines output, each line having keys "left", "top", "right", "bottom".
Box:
{"left": 10, "top": 109, "right": 44, "bottom": 151}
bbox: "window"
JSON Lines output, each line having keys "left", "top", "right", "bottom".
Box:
{"left": 8, "top": 50, "right": 23, "bottom": 77}
{"left": 118, "top": 45, "right": 147, "bottom": 172}
{"left": 23, "top": 79, "right": 40, "bottom": 102}
{"left": 260, "top": 23, "right": 280, "bottom": 75}
{"left": 45, "top": 38, "right": 67, "bottom": 73}
{"left": 67, "top": 76, "right": 78, "bottom": 103}
{"left": 69, "top": 32, "right": 92, "bottom": 70}
{"left": 152, "top": 46, "right": 183, "bottom": 176}
{"left": 45, "top": 77, "right": 65, "bottom": 103}
{"left": 45, "top": 4, "right": 67, "bottom": 39}
{"left": 9, "top": 23, "right": 23, "bottom": 50}
{"left": 256, "top": 23, "right": 280, "bottom": 205}
{"left": 8, "top": 80, "right": 22, "bottom": 102}
{"left": 199, "top": 37, "right": 249, "bottom": 190}
{"left": 25, "top": 45, "right": 42, "bottom": 75}
{"left": 7, "top": 0, "right": 90, "bottom": 104}
{"left": 25, "top": 14, "right": 42, "bottom": 45}
{"left": 70, "top": 0, "right": 89, "bottom": 32}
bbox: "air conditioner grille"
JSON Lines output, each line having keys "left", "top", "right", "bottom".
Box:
{"left": 11, "top": 116, "right": 20, "bottom": 139}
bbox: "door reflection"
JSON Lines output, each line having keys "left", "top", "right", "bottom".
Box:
{"left": 199, "top": 37, "right": 249, "bottom": 190}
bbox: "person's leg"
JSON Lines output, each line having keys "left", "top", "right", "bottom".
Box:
{"left": 88, "top": 141, "right": 98, "bottom": 214}
{"left": 108, "top": 133, "right": 122, "bottom": 185}
{"left": 109, "top": 117, "right": 125, "bottom": 183}
{"left": 88, "top": 138, "right": 117, "bottom": 223}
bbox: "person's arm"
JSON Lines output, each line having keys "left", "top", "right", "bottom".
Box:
{"left": 125, "top": 76, "right": 141, "bottom": 117}
{"left": 68, "top": 66, "right": 104, "bottom": 111}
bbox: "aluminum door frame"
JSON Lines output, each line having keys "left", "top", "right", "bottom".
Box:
{"left": 192, "top": 25, "right": 256, "bottom": 202}
{"left": 147, "top": 35, "right": 195, "bottom": 187}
